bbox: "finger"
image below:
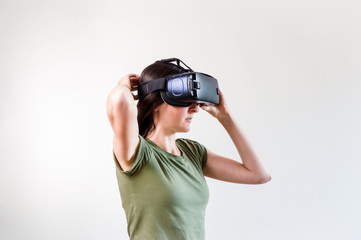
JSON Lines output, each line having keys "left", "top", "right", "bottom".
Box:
{"left": 130, "top": 79, "right": 139, "bottom": 85}
{"left": 130, "top": 78, "right": 140, "bottom": 86}
{"left": 132, "top": 93, "right": 139, "bottom": 100}
{"left": 130, "top": 79, "right": 138, "bottom": 84}
{"left": 218, "top": 89, "right": 223, "bottom": 99}
{"left": 128, "top": 73, "right": 139, "bottom": 78}
{"left": 130, "top": 81, "right": 139, "bottom": 90}
{"left": 200, "top": 105, "right": 210, "bottom": 111}
{"left": 130, "top": 76, "right": 140, "bottom": 81}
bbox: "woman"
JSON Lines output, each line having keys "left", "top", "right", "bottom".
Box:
{"left": 106, "top": 59, "right": 271, "bottom": 240}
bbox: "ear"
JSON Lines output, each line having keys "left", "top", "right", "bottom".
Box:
{"left": 153, "top": 102, "right": 165, "bottom": 112}
{"left": 153, "top": 104, "right": 164, "bottom": 125}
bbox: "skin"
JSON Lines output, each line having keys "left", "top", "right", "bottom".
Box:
{"left": 106, "top": 73, "right": 271, "bottom": 184}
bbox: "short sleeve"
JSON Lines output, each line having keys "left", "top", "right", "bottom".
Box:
{"left": 112, "top": 135, "right": 151, "bottom": 176}
{"left": 200, "top": 144, "right": 207, "bottom": 168}
{"left": 176, "top": 138, "right": 208, "bottom": 169}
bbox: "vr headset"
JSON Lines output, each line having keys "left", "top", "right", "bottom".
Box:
{"left": 138, "top": 58, "right": 219, "bottom": 107}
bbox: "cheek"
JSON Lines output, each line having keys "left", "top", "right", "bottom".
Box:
{"left": 172, "top": 109, "right": 188, "bottom": 120}
{"left": 160, "top": 105, "right": 188, "bottom": 122}
{"left": 166, "top": 106, "right": 186, "bottom": 116}
{"left": 165, "top": 111, "right": 180, "bottom": 122}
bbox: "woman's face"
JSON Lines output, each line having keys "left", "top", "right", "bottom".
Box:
{"left": 153, "top": 103, "right": 200, "bottom": 133}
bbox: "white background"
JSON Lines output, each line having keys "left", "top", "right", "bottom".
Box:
{"left": 1, "top": 0, "right": 360, "bottom": 239}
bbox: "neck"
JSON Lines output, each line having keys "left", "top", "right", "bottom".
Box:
{"left": 147, "top": 129, "right": 181, "bottom": 156}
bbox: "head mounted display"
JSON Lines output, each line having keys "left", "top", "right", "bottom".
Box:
{"left": 138, "top": 58, "right": 219, "bottom": 107}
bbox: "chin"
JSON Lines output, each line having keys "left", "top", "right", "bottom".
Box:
{"left": 184, "top": 127, "right": 191, "bottom": 132}
{"left": 178, "top": 126, "right": 190, "bottom": 133}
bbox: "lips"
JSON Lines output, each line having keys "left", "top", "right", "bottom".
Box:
{"left": 185, "top": 117, "right": 193, "bottom": 122}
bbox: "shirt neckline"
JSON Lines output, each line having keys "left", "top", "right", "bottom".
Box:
{"left": 146, "top": 138, "right": 184, "bottom": 160}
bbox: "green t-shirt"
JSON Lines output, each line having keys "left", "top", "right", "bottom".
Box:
{"left": 113, "top": 135, "right": 209, "bottom": 240}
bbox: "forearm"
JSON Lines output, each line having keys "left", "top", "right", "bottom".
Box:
{"left": 218, "top": 113, "right": 271, "bottom": 181}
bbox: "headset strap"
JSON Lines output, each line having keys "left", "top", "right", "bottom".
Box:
{"left": 139, "top": 58, "right": 192, "bottom": 98}
{"left": 138, "top": 77, "right": 166, "bottom": 98}
{"left": 157, "top": 58, "right": 193, "bottom": 72}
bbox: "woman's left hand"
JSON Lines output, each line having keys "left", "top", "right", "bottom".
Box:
{"left": 199, "top": 90, "right": 231, "bottom": 121}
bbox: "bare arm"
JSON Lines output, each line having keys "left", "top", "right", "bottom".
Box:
{"left": 201, "top": 91, "right": 271, "bottom": 184}
{"left": 106, "top": 74, "right": 139, "bottom": 171}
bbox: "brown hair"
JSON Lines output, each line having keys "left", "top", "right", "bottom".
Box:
{"left": 137, "top": 61, "right": 186, "bottom": 138}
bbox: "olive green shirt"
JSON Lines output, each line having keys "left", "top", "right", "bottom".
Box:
{"left": 113, "top": 135, "right": 209, "bottom": 240}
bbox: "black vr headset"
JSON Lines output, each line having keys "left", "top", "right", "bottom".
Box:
{"left": 138, "top": 58, "right": 219, "bottom": 107}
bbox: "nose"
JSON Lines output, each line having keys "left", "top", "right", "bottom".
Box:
{"left": 189, "top": 103, "right": 199, "bottom": 113}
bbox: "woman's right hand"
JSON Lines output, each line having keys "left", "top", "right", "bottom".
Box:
{"left": 117, "top": 73, "right": 140, "bottom": 100}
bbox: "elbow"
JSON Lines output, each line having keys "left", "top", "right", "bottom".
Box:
{"left": 107, "top": 88, "right": 127, "bottom": 108}
{"left": 252, "top": 173, "right": 271, "bottom": 184}
{"left": 106, "top": 88, "right": 133, "bottom": 114}
{"left": 258, "top": 174, "right": 272, "bottom": 184}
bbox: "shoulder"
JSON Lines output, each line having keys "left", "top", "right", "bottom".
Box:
{"left": 177, "top": 137, "right": 203, "bottom": 147}
{"left": 177, "top": 138, "right": 208, "bottom": 169}
{"left": 176, "top": 138, "right": 207, "bottom": 155}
